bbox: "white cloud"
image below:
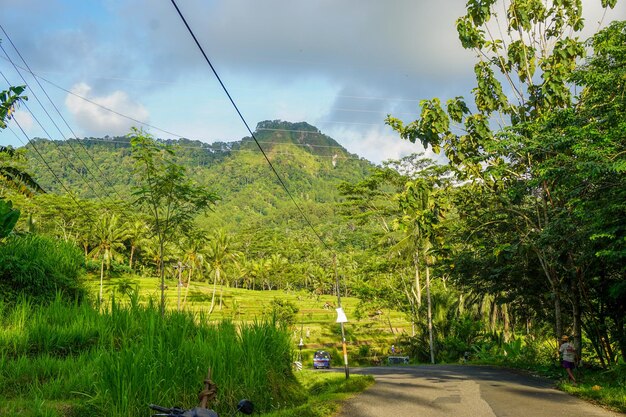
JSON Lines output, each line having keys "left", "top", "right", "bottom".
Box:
{"left": 325, "top": 124, "right": 439, "bottom": 165}
{"left": 64, "top": 83, "right": 149, "bottom": 136}
{"left": 11, "top": 110, "right": 35, "bottom": 134}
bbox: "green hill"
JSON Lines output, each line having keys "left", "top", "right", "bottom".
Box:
{"left": 15, "top": 120, "right": 386, "bottom": 302}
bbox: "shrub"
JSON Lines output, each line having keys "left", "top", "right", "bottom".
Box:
{"left": 268, "top": 298, "right": 299, "bottom": 327}
{"left": 0, "top": 234, "right": 86, "bottom": 304}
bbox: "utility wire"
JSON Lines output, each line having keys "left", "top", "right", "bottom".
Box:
{"left": 169, "top": 0, "right": 333, "bottom": 251}
{"left": 0, "top": 25, "right": 126, "bottom": 203}
{"left": 7, "top": 110, "right": 91, "bottom": 216}
{"left": 0, "top": 56, "right": 383, "bottom": 155}
{"left": 0, "top": 65, "right": 112, "bottom": 207}
{"left": 0, "top": 55, "right": 184, "bottom": 139}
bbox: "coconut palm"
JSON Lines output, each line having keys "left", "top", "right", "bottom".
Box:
{"left": 89, "top": 213, "right": 129, "bottom": 303}
{"left": 177, "top": 231, "right": 208, "bottom": 311}
{"left": 205, "top": 230, "right": 240, "bottom": 314}
{"left": 125, "top": 218, "right": 151, "bottom": 270}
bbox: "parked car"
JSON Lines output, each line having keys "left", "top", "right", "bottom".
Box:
{"left": 313, "top": 350, "right": 331, "bottom": 369}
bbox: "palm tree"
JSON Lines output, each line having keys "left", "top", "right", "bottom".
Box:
{"left": 392, "top": 173, "right": 448, "bottom": 364}
{"left": 89, "top": 213, "right": 129, "bottom": 303}
{"left": 0, "top": 146, "right": 45, "bottom": 197}
{"left": 267, "top": 253, "right": 288, "bottom": 290}
{"left": 125, "top": 218, "right": 150, "bottom": 270}
{"left": 178, "top": 231, "right": 208, "bottom": 311}
{"left": 205, "top": 230, "right": 240, "bottom": 314}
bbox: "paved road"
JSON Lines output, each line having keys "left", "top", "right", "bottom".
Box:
{"left": 335, "top": 365, "right": 622, "bottom": 417}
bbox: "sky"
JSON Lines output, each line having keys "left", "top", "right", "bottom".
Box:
{"left": 0, "top": 0, "right": 624, "bottom": 164}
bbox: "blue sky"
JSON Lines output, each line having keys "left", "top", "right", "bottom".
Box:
{"left": 0, "top": 0, "right": 624, "bottom": 163}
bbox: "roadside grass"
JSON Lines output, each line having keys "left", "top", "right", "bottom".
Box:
{"left": 0, "top": 296, "right": 305, "bottom": 417}
{"left": 558, "top": 364, "right": 626, "bottom": 413}
{"left": 259, "top": 370, "right": 375, "bottom": 417}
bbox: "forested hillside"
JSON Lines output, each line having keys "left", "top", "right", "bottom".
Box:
{"left": 13, "top": 121, "right": 378, "bottom": 296}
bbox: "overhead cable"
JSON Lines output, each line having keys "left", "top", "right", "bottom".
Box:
{"left": 0, "top": 60, "right": 112, "bottom": 206}
{"left": 0, "top": 24, "right": 126, "bottom": 202}
{"left": 169, "top": 0, "right": 332, "bottom": 252}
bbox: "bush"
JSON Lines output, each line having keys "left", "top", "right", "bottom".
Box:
{"left": 0, "top": 234, "right": 86, "bottom": 304}
{"left": 268, "top": 298, "right": 299, "bottom": 327}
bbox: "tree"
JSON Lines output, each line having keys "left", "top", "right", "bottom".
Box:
{"left": 391, "top": 159, "right": 451, "bottom": 364}
{"left": 89, "top": 213, "right": 128, "bottom": 303}
{"left": 386, "top": 0, "right": 618, "bottom": 168}
{"left": 178, "top": 230, "right": 208, "bottom": 310}
{"left": 130, "top": 128, "right": 220, "bottom": 316}
{"left": 502, "top": 20, "right": 626, "bottom": 362}
{"left": 0, "top": 83, "right": 40, "bottom": 198}
{"left": 0, "top": 146, "right": 45, "bottom": 197}
{"left": 0, "top": 85, "right": 26, "bottom": 129}
{"left": 386, "top": 0, "right": 620, "bottom": 350}
{"left": 125, "top": 217, "right": 151, "bottom": 271}
{"left": 205, "top": 230, "right": 240, "bottom": 314}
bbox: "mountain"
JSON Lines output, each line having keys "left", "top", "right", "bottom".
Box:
{"left": 21, "top": 120, "right": 377, "bottom": 257}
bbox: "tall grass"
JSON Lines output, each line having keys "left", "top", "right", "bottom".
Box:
{"left": 0, "top": 296, "right": 305, "bottom": 417}
{"left": 0, "top": 234, "right": 86, "bottom": 304}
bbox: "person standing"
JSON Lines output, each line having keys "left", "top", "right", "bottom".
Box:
{"left": 559, "top": 335, "right": 577, "bottom": 384}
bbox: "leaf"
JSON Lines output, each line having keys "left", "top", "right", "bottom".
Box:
{"left": 0, "top": 199, "right": 20, "bottom": 239}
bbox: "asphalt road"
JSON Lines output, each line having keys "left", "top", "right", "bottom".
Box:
{"left": 334, "top": 365, "right": 623, "bottom": 417}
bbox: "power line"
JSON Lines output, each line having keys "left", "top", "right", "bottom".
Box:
{"left": 0, "top": 55, "right": 398, "bottom": 157}
{"left": 0, "top": 24, "right": 127, "bottom": 202}
{"left": 7, "top": 110, "right": 91, "bottom": 218}
{"left": 0, "top": 59, "right": 112, "bottom": 206}
{"left": 0, "top": 57, "right": 424, "bottom": 103}
{"left": 169, "top": 0, "right": 332, "bottom": 252}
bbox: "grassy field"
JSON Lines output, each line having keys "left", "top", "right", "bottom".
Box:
{"left": 92, "top": 274, "right": 413, "bottom": 365}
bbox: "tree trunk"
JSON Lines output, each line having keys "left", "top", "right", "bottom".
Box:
{"left": 614, "top": 312, "right": 626, "bottom": 362}
{"left": 490, "top": 301, "right": 497, "bottom": 333}
{"left": 177, "top": 262, "right": 182, "bottom": 312}
{"left": 99, "top": 256, "right": 105, "bottom": 304}
{"left": 182, "top": 267, "right": 192, "bottom": 311}
{"left": 503, "top": 303, "right": 510, "bottom": 342}
{"left": 554, "top": 288, "right": 562, "bottom": 350}
{"left": 208, "top": 268, "right": 219, "bottom": 315}
{"left": 129, "top": 245, "right": 135, "bottom": 269}
{"left": 414, "top": 252, "right": 422, "bottom": 307}
{"left": 159, "top": 239, "right": 165, "bottom": 317}
{"left": 426, "top": 263, "right": 435, "bottom": 364}
{"left": 571, "top": 267, "right": 582, "bottom": 362}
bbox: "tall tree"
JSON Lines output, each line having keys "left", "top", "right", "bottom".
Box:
{"left": 386, "top": 0, "right": 620, "bottom": 346}
{"left": 205, "top": 229, "right": 240, "bottom": 314}
{"left": 130, "top": 128, "right": 219, "bottom": 316}
{"left": 90, "top": 213, "right": 128, "bottom": 303}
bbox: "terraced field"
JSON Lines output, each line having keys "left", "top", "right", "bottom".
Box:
{"left": 90, "top": 275, "right": 413, "bottom": 366}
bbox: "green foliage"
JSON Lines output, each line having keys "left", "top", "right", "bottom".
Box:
{"left": 0, "top": 198, "right": 19, "bottom": 239}
{"left": 269, "top": 298, "right": 300, "bottom": 327}
{"left": 0, "top": 145, "right": 45, "bottom": 196}
{"left": 261, "top": 371, "right": 374, "bottom": 417}
{"left": 0, "top": 234, "right": 86, "bottom": 304}
{"left": 386, "top": 0, "right": 612, "bottom": 166}
{"left": 0, "top": 85, "right": 26, "bottom": 129}
{"left": 130, "top": 127, "right": 220, "bottom": 313}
